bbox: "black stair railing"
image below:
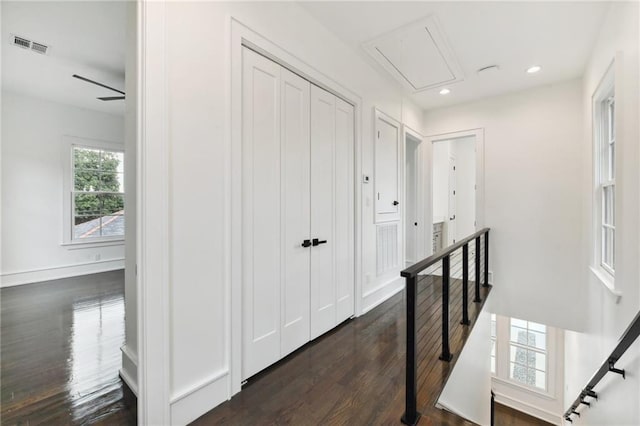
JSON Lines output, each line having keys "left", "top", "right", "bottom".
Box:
{"left": 400, "top": 228, "right": 491, "bottom": 425}
{"left": 564, "top": 310, "right": 640, "bottom": 423}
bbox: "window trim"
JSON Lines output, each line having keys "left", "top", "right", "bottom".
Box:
{"left": 592, "top": 63, "right": 616, "bottom": 286}
{"left": 62, "top": 136, "right": 125, "bottom": 247}
{"left": 492, "top": 315, "right": 557, "bottom": 398}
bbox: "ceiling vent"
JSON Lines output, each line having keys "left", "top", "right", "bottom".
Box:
{"left": 10, "top": 34, "right": 49, "bottom": 55}
{"left": 31, "top": 42, "right": 49, "bottom": 55}
{"left": 362, "top": 16, "right": 463, "bottom": 93}
{"left": 12, "top": 35, "right": 31, "bottom": 49}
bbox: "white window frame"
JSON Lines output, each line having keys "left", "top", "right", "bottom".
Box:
{"left": 591, "top": 63, "right": 616, "bottom": 287}
{"left": 492, "top": 315, "right": 558, "bottom": 399}
{"left": 62, "top": 136, "right": 125, "bottom": 247}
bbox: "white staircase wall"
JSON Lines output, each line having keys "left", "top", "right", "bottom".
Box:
{"left": 437, "top": 295, "right": 492, "bottom": 426}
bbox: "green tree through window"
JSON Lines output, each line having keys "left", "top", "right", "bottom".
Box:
{"left": 72, "top": 146, "right": 124, "bottom": 239}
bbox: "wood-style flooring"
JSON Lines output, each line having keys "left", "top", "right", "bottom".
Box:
{"left": 193, "top": 274, "right": 494, "bottom": 425}
{"left": 0, "top": 270, "right": 134, "bottom": 425}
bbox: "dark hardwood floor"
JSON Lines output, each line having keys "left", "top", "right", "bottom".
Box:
{"left": 0, "top": 270, "right": 134, "bottom": 425}
{"left": 193, "top": 274, "right": 493, "bottom": 425}
{"left": 494, "top": 403, "right": 554, "bottom": 426}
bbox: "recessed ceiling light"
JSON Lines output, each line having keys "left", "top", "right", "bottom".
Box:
{"left": 527, "top": 65, "right": 542, "bottom": 74}
{"left": 439, "top": 88, "right": 450, "bottom": 95}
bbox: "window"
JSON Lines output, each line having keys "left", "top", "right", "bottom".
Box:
{"left": 594, "top": 66, "right": 615, "bottom": 278}
{"left": 491, "top": 314, "right": 558, "bottom": 396}
{"left": 508, "top": 318, "right": 547, "bottom": 391}
{"left": 71, "top": 145, "right": 125, "bottom": 241}
{"left": 490, "top": 314, "right": 497, "bottom": 374}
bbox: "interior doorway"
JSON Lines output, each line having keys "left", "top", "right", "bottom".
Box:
{"left": 432, "top": 135, "right": 477, "bottom": 248}
{"left": 404, "top": 131, "right": 422, "bottom": 265}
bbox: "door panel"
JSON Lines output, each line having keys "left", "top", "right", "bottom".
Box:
{"left": 448, "top": 156, "right": 457, "bottom": 245}
{"left": 310, "top": 85, "right": 336, "bottom": 340}
{"left": 242, "top": 47, "right": 281, "bottom": 379}
{"left": 280, "top": 68, "right": 311, "bottom": 357}
{"left": 334, "top": 98, "right": 355, "bottom": 323}
{"left": 375, "top": 113, "right": 400, "bottom": 220}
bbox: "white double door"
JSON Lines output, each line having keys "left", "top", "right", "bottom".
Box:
{"left": 241, "top": 47, "right": 354, "bottom": 380}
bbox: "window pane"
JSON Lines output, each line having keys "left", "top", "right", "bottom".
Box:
{"left": 491, "top": 340, "right": 496, "bottom": 357}
{"left": 74, "top": 169, "right": 100, "bottom": 191}
{"left": 511, "top": 318, "right": 527, "bottom": 329}
{"left": 609, "top": 143, "right": 615, "bottom": 179}
{"left": 102, "top": 150, "right": 124, "bottom": 173}
{"left": 74, "top": 147, "right": 101, "bottom": 171}
{"left": 603, "top": 227, "right": 614, "bottom": 269}
{"left": 510, "top": 326, "right": 528, "bottom": 345}
{"left": 101, "top": 193, "right": 125, "bottom": 215}
{"left": 510, "top": 362, "right": 527, "bottom": 384}
{"left": 603, "top": 186, "right": 614, "bottom": 226}
{"left": 74, "top": 216, "right": 101, "bottom": 239}
{"left": 100, "top": 214, "right": 125, "bottom": 237}
{"left": 534, "top": 369, "right": 546, "bottom": 390}
{"left": 510, "top": 345, "right": 527, "bottom": 365}
{"left": 529, "top": 330, "right": 546, "bottom": 350}
{"left": 99, "top": 172, "right": 124, "bottom": 192}
{"left": 491, "top": 356, "right": 496, "bottom": 374}
{"left": 74, "top": 193, "right": 101, "bottom": 216}
{"left": 528, "top": 351, "right": 546, "bottom": 371}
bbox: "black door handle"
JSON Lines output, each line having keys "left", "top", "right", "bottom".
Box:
{"left": 393, "top": 200, "right": 399, "bottom": 206}
{"left": 449, "top": 215, "right": 456, "bottom": 220}
{"left": 301, "top": 239, "right": 312, "bottom": 248}
{"left": 312, "top": 238, "right": 327, "bottom": 246}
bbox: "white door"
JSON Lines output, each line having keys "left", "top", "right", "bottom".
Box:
{"left": 310, "top": 85, "right": 336, "bottom": 340}
{"left": 242, "top": 47, "right": 282, "bottom": 379}
{"left": 334, "top": 97, "right": 355, "bottom": 324}
{"left": 375, "top": 114, "right": 400, "bottom": 221}
{"left": 448, "top": 156, "right": 457, "bottom": 245}
{"left": 280, "top": 68, "right": 311, "bottom": 357}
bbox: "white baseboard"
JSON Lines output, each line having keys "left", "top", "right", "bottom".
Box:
{"left": 361, "top": 276, "right": 404, "bottom": 314}
{"left": 170, "top": 369, "right": 230, "bottom": 425}
{"left": 120, "top": 344, "right": 139, "bottom": 396}
{"left": 493, "top": 390, "right": 563, "bottom": 425}
{"left": 0, "top": 258, "right": 125, "bottom": 287}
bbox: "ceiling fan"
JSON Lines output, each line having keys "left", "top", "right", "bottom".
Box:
{"left": 72, "top": 74, "right": 125, "bottom": 101}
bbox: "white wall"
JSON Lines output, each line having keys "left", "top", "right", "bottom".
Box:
{"left": 424, "top": 79, "right": 584, "bottom": 332}
{"left": 438, "top": 299, "right": 492, "bottom": 426}
{"left": 162, "top": 2, "right": 423, "bottom": 423}
{"left": 564, "top": 3, "right": 640, "bottom": 425}
{"left": 1, "top": 91, "right": 125, "bottom": 287}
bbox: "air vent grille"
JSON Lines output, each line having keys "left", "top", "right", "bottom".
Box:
{"left": 10, "top": 34, "right": 49, "bottom": 55}
{"left": 13, "top": 35, "right": 31, "bottom": 49}
{"left": 31, "top": 42, "right": 48, "bottom": 55}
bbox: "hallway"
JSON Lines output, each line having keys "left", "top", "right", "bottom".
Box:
{"left": 194, "top": 274, "right": 491, "bottom": 425}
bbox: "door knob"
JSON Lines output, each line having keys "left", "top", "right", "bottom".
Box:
{"left": 301, "top": 239, "right": 312, "bottom": 248}
{"left": 393, "top": 200, "right": 399, "bottom": 206}
{"left": 312, "top": 238, "right": 327, "bottom": 246}
{"left": 449, "top": 215, "right": 456, "bottom": 220}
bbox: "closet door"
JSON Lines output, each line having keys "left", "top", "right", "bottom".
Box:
{"left": 334, "top": 98, "right": 355, "bottom": 323}
{"left": 241, "top": 47, "right": 282, "bottom": 379}
{"left": 310, "top": 85, "right": 337, "bottom": 339}
{"left": 280, "top": 68, "right": 311, "bottom": 356}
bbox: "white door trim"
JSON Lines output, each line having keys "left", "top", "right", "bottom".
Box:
{"left": 425, "top": 128, "right": 485, "bottom": 255}
{"left": 229, "top": 17, "right": 363, "bottom": 397}
{"left": 402, "top": 125, "right": 425, "bottom": 263}
{"left": 136, "top": 0, "right": 171, "bottom": 423}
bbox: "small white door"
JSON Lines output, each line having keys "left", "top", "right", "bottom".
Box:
{"left": 241, "top": 47, "right": 282, "bottom": 379}
{"left": 375, "top": 113, "right": 400, "bottom": 221}
{"left": 280, "top": 68, "right": 311, "bottom": 357}
{"left": 448, "top": 156, "right": 457, "bottom": 245}
{"left": 310, "top": 85, "right": 336, "bottom": 340}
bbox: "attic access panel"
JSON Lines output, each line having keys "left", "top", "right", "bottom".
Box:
{"left": 363, "top": 16, "right": 463, "bottom": 93}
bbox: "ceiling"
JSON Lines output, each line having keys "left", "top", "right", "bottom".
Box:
{"left": 300, "top": 1, "right": 610, "bottom": 110}
{"left": 2, "top": 1, "right": 126, "bottom": 116}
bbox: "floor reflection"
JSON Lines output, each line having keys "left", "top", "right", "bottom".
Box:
{"left": 0, "top": 270, "right": 132, "bottom": 425}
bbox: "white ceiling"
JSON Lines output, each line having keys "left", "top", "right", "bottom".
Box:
{"left": 2, "top": 1, "right": 126, "bottom": 116}
{"left": 300, "top": 1, "right": 610, "bottom": 110}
